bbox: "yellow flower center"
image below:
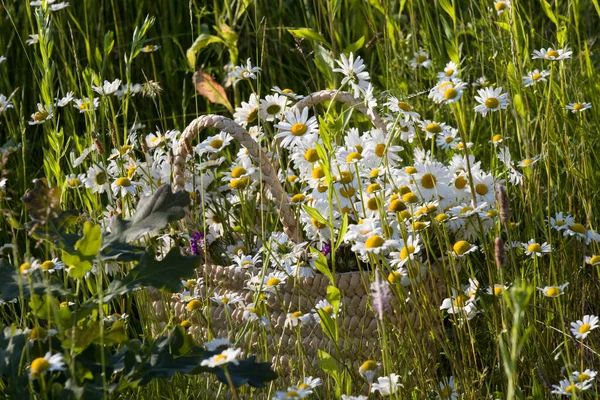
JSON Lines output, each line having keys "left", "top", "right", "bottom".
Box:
{"left": 304, "top": 148, "right": 319, "bottom": 163}
{"left": 288, "top": 175, "right": 298, "bottom": 183}
{"left": 589, "top": 255, "right": 600, "bottom": 264}
{"left": 439, "top": 386, "right": 453, "bottom": 397}
{"left": 209, "top": 139, "right": 223, "bottom": 149}
{"left": 546, "top": 49, "right": 559, "bottom": 58}
{"left": 322, "top": 305, "right": 333, "bottom": 314}
{"left": 527, "top": 243, "right": 542, "bottom": 253}
{"left": 267, "top": 277, "right": 281, "bottom": 287}
{"left": 532, "top": 73, "right": 542, "bottom": 80}
{"left": 493, "top": 286, "right": 504, "bottom": 296}
{"left": 545, "top": 287, "right": 561, "bottom": 297}
{"left": 366, "top": 183, "right": 381, "bottom": 193}
{"left": 115, "top": 177, "right": 131, "bottom": 187}
{"left": 215, "top": 354, "right": 228, "bottom": 363}
{"left": 79, "top": 100, "right": 91, "bottom": 110}
{"left": 454, "top": 295, "right": 469, "bottom": 308}
{"left": 388, "top": 199, "right": 406, "bottom": 213}
{"left": 426, "top": 123, "right": 442, "bottom": 134}
{"left": 388, "top": 271, "right": 402, "bottom": 284}
{"left": 475, "top": 183, "right": 489, "bottom": 195}
{"left": 290, "top": 123, "right": 308, "bottom": 136}
{"left": 339, "top": 171, "right": 353, "bottom": 184}
{"left": 436, "top": 213, "right": 449, "bottom": 222}
{"left": 283, "top": 88, "right": 294, "bottom": 94}
{"left": 365, "top": 235, "right": 385, "bottom": 249}
{"left": 180, "top": 320, "right": 192, "bottom": 328}
{"left": 573, "top": 103, "right": 584, "bottom": 111}
{"left": 220, "top": 297, "right": 230, "bottom": 304}
{"left": 312, "top": 218, "right": 326, "bottom": 229}
{"left": 127, "top": 165, "right": 136, "bottom": 178}
{"left": 445, "top": 69, "right": 455, "bottom": 77}
{"left": 579, "top": 324, "right": 591, "bottom": 334}
{"left": 412, "top": 221, "right": 427, "bottom": 230}
{"left": 578, "top": 374, "right": 590, "bottom": 382}
{"left": 455, "top": 176, "right": 467, "bottom": 189}
{"left": 187, "top": 299, "right": 202, "bottom": 311}
{"left": 298, "top": 383, "right": 310, "bottom": 389}
{"left": 375, "top": 143, "right": 386, "bottom": 157}
{"left": 247, "top": 108, "right": 258, "bottom": 123}
{"left": 492, "top": 134, "right": 503, "bottom": 143}
{"left": 31, "top": 358, "right": 50, "bottom": 375}
{"left": 402, "top": 192, "right": 418, "bottom": 203}
{"left": 292, "top": 194, "right": 306, "bottom": 203}
{"left": 339, "top": 186, "right": 356, "bottom": 198}
{"left": 570, "top": 223, "right": 586, "bottom": 234}
{"left": 231, "top": 167, "right": 246, "bottom": 178}
{"left": 421, "top": 173, "right": 436, "bottom": 189}
{"left": 41, "top": 260, "right": 55, "bottom": 270}
{"left": 367, "top": 197, "right": 379, "bottom": 211}
{"left": 229, "top": 177, "right": 250, "bottom": 189}
{"left": 266, "top": 104, "right": 281, "bottom": 115}
{"left": 459, "top": 206, "right": 473, "bottom": 216}
{"left": 68, "top": 178, "right": 81, "bottom": 187}
{"left": 29, "top": 327, "right": 47, "bottom": 340}
{"left": 400, "top": 246, "right": 415, "bottom": 260}
{"left": 346, "top": 151, "right": 362, "bottom": 163}
{"left": 416, "top": 55, "right": 427, "bottom": 63}
{"left": 285, "top": 392, "right": 299, "bottom": 398}
{"left": 398, "top": 102, "right": 411, "bottom": 112}
{"left": 453, "top": 240, "right": 472, "bottom": 255}
{"left": 485, "top": 98, "right": 500, "bottom": 109}
{"left": 291, "top": 311, "right": 303, "bottom": 319}
{"left": 495, "top": 1, "right": 507, "bottom": 11}
{"left": 405, "top": 166, "right": 417, "bottom": 174}
{"left": 399, "top": 185, "right": 411, "bottom": 195}
{"left": 445, "top": 136, "right": 454, "bottom": 143}
{"left": 19, "top": 263, "right": 31, "bottom": 274}
{"left": 361, "top": 360, "right": 378, "bottom": 372}
{"left": 370, "top": 169, "right": 380, "bottom": 178}
{"left": 443, "top": 88, "right": 458, "bottom": 100}
{"left": 34, "top": 110, "right": 49, "bottom": 121}
{"left": 312, "top": 166, "right": 325, "bottom": 179}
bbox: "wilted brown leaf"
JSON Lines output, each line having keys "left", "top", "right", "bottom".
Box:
{"left": 193, "top": 71, "right": 233, "bottom": 112}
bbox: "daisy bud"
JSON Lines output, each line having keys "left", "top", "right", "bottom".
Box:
{"left": 494, "top": 237, "right": 506, "bottom": 268}
{"left": 496, "top": 184, "right": 511, "bottom": 222}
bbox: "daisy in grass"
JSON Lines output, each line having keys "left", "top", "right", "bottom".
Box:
{"left": 297, "top": 376, "right": 322, "bottom": 390}
{"left": 111, "top": 177, "right": 137, "bottom": 197}
{"left": 333, "top": 52, "right": 371, "bottom": 97}
{"left": 140, "top": 44, "right": 160, "bottom": 53}
{"left": 56, "top": 91, "right": 74, "bottom": 107}
{"left": 28, "top": 103, "right": 53, "bottom": 125}
{"left": 537, "top": 282, "right": 569, "bottom": 297}
{"left": 385, "top": 96, "right": 421, "bottom": 120}
{"left": 532, "top": 47, "right": 572, "bottom": 61}
{"left": 551, "top": 379, "right": 592, "bottom": 395}
{"left": 29, "top": 352, "right": 66, "bottom": 379}
{"left": 210, "top": 292, "right": 244, "bottom": 311}
{"left": 39, "top": 258, "right": 64, "bottom": 273}
{"left": 84, "top": 164, "right": 110, "bottom": 193}
{"left": 585, "top": 255, "right": 600, "bottom": 266}
{"left": 437, "top": 376, "right": 458, "bottom": 399}
{"left": 200, "top": 347, "right": 242, "bottom": 368}
{"left": 228, "top": 58, "right": 261, "bottom": 85}
{"left": 494, "top": 0, "right": 510, "bottom": 14}
{"left": 274, "top": 107, "right": 319, "bottom": 150}
{"left": 66, "top": 173, "right": 86, "bottom": 189}
{"left": 522, "top": 69, "right": 550, "bottom": 87}
{"left": 371, "top": 373, "right": 402, "bottom": 396}
{"left": 342, "top": 396, "right": 368, "bottom": 400}
{"left": 566, "top": 102, "right": 591, "bottom": 113}
{"left": 285, "top": 311, "right": 314, "bottom": 327}
{"left": 74, "top": 97, "right": 100, "bottom": 113}
{"left": 522, "top": 239, "right": 551, "bottom": 258}
{"left": 573, "top": 369, "right": 597, "bottom": 383}
{"left": 242, "top": 302, "right": 269, "bottom": 326}
{"left": 273, "top": 388, "right": 312, "bottom": 399}
{"left": 389, "top": 235, "right": 421, "bottom": 268}
{"left": 27, "top": 327, "right": 58, "bottom": 343}
{"left": 474, "top": 86, "right": 508, "bottom": 116}
{"left": 92, "top": 79, "right": 121, "bottom": 96}
{"left": 196, "top": 131, "right": 233, "bottom": 155}
{"left": 351, "top": 232, "right": 398, "bottom": 256}
{"left": 272, "top": 86, "right": 304, "bottom": 100}
{"left": 440, "top": 288, "right": 477, "bottom": 316}
{"left": 359, "top": 360, "right": 380, "bottom": 383}
{"left": 204, "top": 338, "right": 230, "bottom": 351}
{"left": 0, "top": 93, "right": 14, "bottom": 112}
{"left": 487, "top": 284, "right": 509, "bottom": 297}
{"left": 233, "top": 93, "right": 259, "bottom": 126}
{"left": 419, "top": 120, "right": 450, "bottom": 139}
{"left": 517, "top": 154, "right": 541, "bottom": 167}
{"left": 472, "top": 76, "right": 489, "bottom": 87}
{"left": 570, "top": 315, "right": 599, "bottom": 340}
{"left": 436, "top": 61, "right": 459, "bottom": 81}
{"left": 410, "top": 48, "right": 432, "bottom": 69}
{"left": 549, "top": 211, "right": 574, "bottom": 232}
{"left": 313, "top": 299, "right": 340, "bottom": 321}
{"left": 451, "top": 240, "right": 478, "bottom": 257}
{"left": 259, "top": 93, "right": 288, "bottom": 121}
{"left": 429, "top": 79, "right": 468, "bottom": 104}
{"left": 436, "top": 128, "right": 459, "bottom": 150}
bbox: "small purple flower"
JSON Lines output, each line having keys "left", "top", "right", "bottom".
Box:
{"left": 321, "top": 241, "right": 332, "bottom": 257}
{"left": 190, "top": 231, "right": 205, "bottom": 256}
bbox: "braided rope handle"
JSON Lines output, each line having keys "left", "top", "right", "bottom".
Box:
{"left": 172, "top": 115, "right": 302, "bottom": 243}
{"left": 292, "top": 90, "right": 387, "bottom": 133}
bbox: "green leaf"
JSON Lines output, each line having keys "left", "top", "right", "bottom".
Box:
{"left": 122, "top": 247, "right": 202, "bottom": 293}
{"left": 95, "top": 320, "right": 128, "bottom": 346}
{"left": 438, "top": 0, "right": 456, "bottom": 24}
{"left": 327, "top": 285, "right": 341, "bottom": 314}
{"left": 335, "top": 213, "right": 348, "bottom": 251}
{"left": 104, "top": 185, "right": 190, "bottom": 245}
{"left": 287, "top": 28, "right": 329, "bottom": 47}
{"left": 539, "top": 0, "right": 558, "bottom": 25}
{"left": 64, "top": 222, "right": 102, "bottom": 279}
{"left": 28, "top": 294, "right": 60, "bottom": 320}
{"left": 314, "top": 44, "right": 335, "bottom": 86}
{"left": 317, "top": 349, "right": 340, "bottom": 379}
{"left": 342, "top": 36, "right": 365, "bottom": 54}
{"left": 186, "top": 33, "right": 225, "bottom": 70}
{"left": 512, "top": 94, "right": 525, "bottom": 118}
{"left": 214, "top": 356, "right": 278, "bottom": 388}
{"left": 302, "top": 205, "right": 330, "bottom": 228}
{"left": 310, "top": 247, "right": 334, "bottom": 285}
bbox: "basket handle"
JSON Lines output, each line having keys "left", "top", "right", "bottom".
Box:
{"left": 172, "top": 115, "right": 303, "bottom": 243}
{"left": 292, "top": 90, "right": 387, "bottom": 133}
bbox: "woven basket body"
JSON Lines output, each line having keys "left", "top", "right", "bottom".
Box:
{"left": 151, "top": 90, "right": 444, "bottom": 368}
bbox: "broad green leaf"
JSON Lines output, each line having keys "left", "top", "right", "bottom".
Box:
{"left": 213, "top": 356, "right": 278, "bottom": 388}
{"left": 310, "top": 247, "right": 334, "bottom": 285}
{"left": 287, "top": 28, "right": 329, "bottom": 47}
{"left": 96, "top": 320, "right": 128, "bottom": 346}
{"left": 302, "top": 205, "right": 330, "bottom": 227}
{"left": 327, "top": 285, "right": 341, "bottom": 314}
{"left": 343, "top": 36, "right": 365, "bottom": 54}
{"left": 438, "top": 0, "right": 456, "bottom": 24}
{"left": 77, "top": 222, "right": 102, "bottom": 257}
{"left": 539, "top": 0, "right": 558, "bottom": 25}
{"left": 186, "top": 33, "right": 225, "bottom": 70}
{"left": 335, "top": 213, "right": 348, "bottom": 251}
{"left": 28, "top": 294, "right": 59, "bottom": 320}
{"left": 314, "top": 44, "right": 335, "bottom": 86}
{"left": 512, "top": 94, "right": 525, "bottom": 118}
{"left": 593, "top": 0, "right": 600, "bottom": 17}
{"left": 104, "top": 185, "right": 190, "bottom": 245}
{"left": 317, "top": 349, "right": 339, "bottom": 379}
{"left": 445, "top": 40, "right": 459, "bottom": 65}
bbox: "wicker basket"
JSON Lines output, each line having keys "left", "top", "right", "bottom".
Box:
{"left": 151, "top": 90, "right": 445, "bottom": 369}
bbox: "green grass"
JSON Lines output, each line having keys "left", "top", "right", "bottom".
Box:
{"left": 1, "top": 0, "right": 600, "bottom": 398}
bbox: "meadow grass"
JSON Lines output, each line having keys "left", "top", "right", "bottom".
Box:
{"left": 1, "top": 0, "right": 600, "bottom": 398}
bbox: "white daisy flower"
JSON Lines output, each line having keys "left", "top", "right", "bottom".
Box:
{"left": 551, "top": 378, "right": 592, "bottom": 395}
{"left": 385, "top": 96, "right": 421, "bottom": 120}
{"left": 472, "top": 76, "right": 489, "bottom": 87}
{"left": 532, "top": 47, "right": 573, "bottom": 61}
{"left": 84, "top": 164, "right": 110, "bottom": 194}
{"left": 56, "top": 91, "right": 75, "bottom": 107}
{"left": 537, "top": 282, "right": 569, "bottom": 297}
{"left": 371, "top": 373, "right": 402, "bottom": 396}
{"left": 28, "top": 103, "right": 53, "bottom": 125}
{"left": 66, "top": 173, "right": 86, "bottom": 189}
{"left": 259, "top": 93, "right": 289, "bottom": 121}
{"left": 570, "top": 315, "right": 599, "bottom": 340}
{"left": 0, "top": 93, "right": 14, "bottom": 112}
{"left": 389, "top": 235, "right": 421, "bottom": 268}
{"left": 452, "top": 240, "right": 478, "bottom": 257}
{"left": 26, "top": 34, "right": 39, "bottom": 46}
{"left": 436, "top": 61, "right": 459, "bottom": 81}
{"left": 313, "top": 299, "right": 340, "bottom": 321}
{"left": 474, "top": 86, "right": 509, "bottom": 116}
{"left": 486, "top": 284, "right": 509, "bottom": 297}
{"left": 297, "top": 376, "right": 322, "bottom": 390}
{"left": 522, "top": 69, "right": 550, "bottom": 87}
{"left": 233, "top": 93, "right": 260, "bottom": 126}
{"left": 73, "top": 97, "right": 100, "bottom": 113}
{"left": 351, "top": 233, "right": 398, "bottom": 256}
{"left": 92, "top": 79, "right": 122, "bottom": 96}
{"left": 29, "top": 352, "right": 66, "bottom": 379}
{"left": 228, "top": 58, "right": 261, "bottom": 85}
{"left": 210, "top": 292, "right": 244, "bottom": 311}
{"left": 585, "top": 255, "right": 600, "bottom": 266}
{"left": 110, "top": 176, "right": 137, "bottom": 197}
{"left": 409, "top": 48, "right": 432, "bottom": 68}
{"left": 572, "top": 369, "right": 597, "bottom": 383}
{"left": 273, "top": 388, "right": 312, "bottom": 399}
{"left": 271, "top": 86, "right": 304, "bottom": 100}
{"left": 274, "top": 107, "right": 319, "bottom": 150}
{"left": 332, "top": 52, "right": 371, "bottom": 97}
{"left": 549, "top": 212, "right": 574, "bottom": 232}
{"left": 0, "top": 55, "right": 5, "bottom": 64}
{"left": 517, "top": 154, "right": 541, "bottom": 167}
{"left": 200, "top": 347, "right": 242, "bottom": 368}
{"left": 436, "top": 376, "right": 458, "bottom": 399}
{"left": 196, "top": 131, "right": 233, "bottom": 155}
{"left": 494, "top": 0, "right": 510, "bottom": 14}
{"left": 429, "top": 79, "right": 468, "bottom": 104}
{"left": 40, "top": 258, "right": 64, "bottom": 273}
{"left": 204, "top": 338, "right": 231, "bottom": 351}
{"left": 140, "top": 44, "right": 160, "bottom": 53}
{"left": 358, "top": 360, "right": 380, "bottom": 383}
{"left": 285, "top": 311, "right": 314, "bottom": 327}
{"left": 522, "top": 239, "right": 551, "bottom": 258}
{"left": 566, "top": 102, "right": 592, "bottom": 113}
